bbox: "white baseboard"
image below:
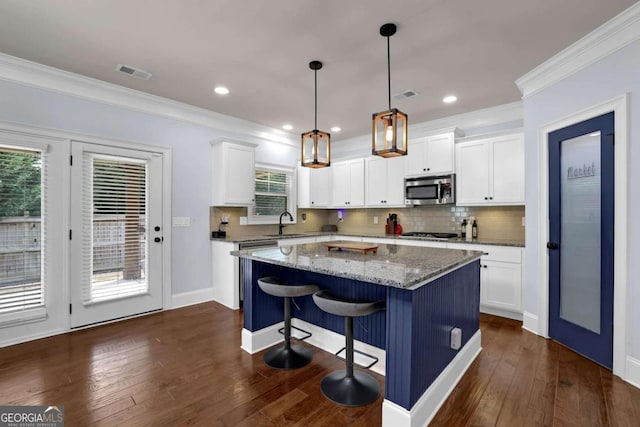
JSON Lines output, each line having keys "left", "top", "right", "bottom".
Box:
{"left": 0, "top": 328, "right": 68, "bottom": 348}
{"left": 170, "top": 288, "right": 215, "bottom": 310}
{"left": 522, "top": 311, "right": 539, "bottom": 335}
{"left": 480, "top": 305, "right": 523, "bottom": 321}
{"left": 625, "top": 356, "right": 640, "bottom": 389}
{"left": 241, "top": 323, "right": 283, "bottom": 354}
{"left": 238, "top": 318, "right": 387, "bottom": 376}
{"left": 381, "top": 330, "right": 482, "bottom": 427}
{"left": 292, "top": 318, "right": 386, "bottom": 376}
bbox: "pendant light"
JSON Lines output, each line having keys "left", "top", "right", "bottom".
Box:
{"left": 372, "top": 23, "right": 408, "bottom": 157}
{"left": 301, "top": 60, "right": 330, "bottom": 168}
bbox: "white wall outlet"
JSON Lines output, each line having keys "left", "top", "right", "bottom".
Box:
{"left": 221, "top": 213, "right": 229, "bottom": 224}
{"left": 450, "top": 327, "right": 462, "bottom": 350}
{"left": 239, "top": 216, "right": 248, "bottom": 225}
{"left": 522, "top": 216, "right": 526, "bottom": 226}
{"left": 373, "top": 216, "right": 378, "bottom": 224}
{"left": 301, "top": 213, "right": 307, "bottom": 223}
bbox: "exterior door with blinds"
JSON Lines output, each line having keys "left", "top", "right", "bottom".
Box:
{"left": 70, "top": 142, "right": 163, "bottom": 328}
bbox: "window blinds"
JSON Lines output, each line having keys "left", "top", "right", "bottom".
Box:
{"left": 254, "top": 170, "right": 289, "bottom": 216}
{"left": 0, "top": 146, "right": 45, "bottom": 315}
{"left": 81, "top": 155, "right": 149, "bottom": 304}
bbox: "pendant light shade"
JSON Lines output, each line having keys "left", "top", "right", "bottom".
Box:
{"left": 372, "top": 23, "right": 408, "bottom": 157}
{"left": 302, "top": 60, "right": 330, "bottom": 168}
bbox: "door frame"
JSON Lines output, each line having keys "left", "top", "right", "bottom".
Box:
{"left": 68, "top": 136, "right": 173, "bottom": 322}
{"left": 536, "top": 94, "right": 628, "bottom": 377}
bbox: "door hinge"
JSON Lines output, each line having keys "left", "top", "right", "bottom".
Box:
{"left": 69, "top": 304, "right": 72, "bottom": 314}
{"left": 69, "top": 229, "right": 72, "bottom": 240}
{"left": 70, "top": 155, "right": 73, "bottom": 166}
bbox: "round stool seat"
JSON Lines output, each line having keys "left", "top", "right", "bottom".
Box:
{"left": 312, "top": 290, "right": 385, "bottom": 317}
{"left": 258, "top": 276, "right": 319, "bottom": 298}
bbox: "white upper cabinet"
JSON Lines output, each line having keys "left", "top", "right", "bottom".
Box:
{"left": 405, "top": 130, "right": 460, "bottom": 177}
{"left": 332, "top": 159, "right": 365, "bottom": 208}
{"left": 297, "top": 165, "right": 311, "bottom": 208}
{"left": 365, "top": 156, "right": 405, "bottom": 207}
{"left": 211, "top": 139, "right": 257, "bottom": 206}
{"left": 455, "top": 132, "right": 524, "bottom": 206}
{"left": 309, "top": 166, "right": 332, "bottom": 207}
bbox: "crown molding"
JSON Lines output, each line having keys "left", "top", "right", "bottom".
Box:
{"left": 0, "top": 52, "right": 298, "bottom": 147}
{"left": 516, "top": 2, "right": 640, "bottom": 98}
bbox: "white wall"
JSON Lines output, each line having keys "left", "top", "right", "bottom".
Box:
{"left": 522, "top": 40, "right": 640, "bottom": 357}
{"left": 0, "top": 79, "right": 298, "bottom": 297}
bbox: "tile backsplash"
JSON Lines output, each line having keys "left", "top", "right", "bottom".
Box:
{"left": 210, "top": 205, "right": 525, "bottom": 242}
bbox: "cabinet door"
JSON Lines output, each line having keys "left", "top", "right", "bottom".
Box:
{"left": 332, "top": 161, "right": 350, "bottom": 207}
{"left": 481, "top": 260, "right": 522, "bottom": 312}
{"left": 456, "top": 140, "right": 489, "bottom": 205}
{"left": 425, "top": 133, "right": 454, "bottom": 174}
{"left": 490, "top": 134, "right": 525, "bottom": 204}
{"left": 227, "top": 145, "right": 255, "bottom": 205}
{"left": 349, "top": 159, "right": 365, "bottom": 207}
{"left": 405, "top": 138, "right": 428, "bottom": 176}
{"left": 365, "top": 157, "right": 388, "bottom": 207}
{"left": 385, "top": 156, "right": 406, "bottom": 206}
{"left": 297, "top": 165, "right": 311, "bottom": 208}
{"left": 309, "top": 166, "right": 331, "bottom": 207}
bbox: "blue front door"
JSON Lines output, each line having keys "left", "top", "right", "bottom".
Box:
{"left": 548, "top": 112, "right": 614, "bottom": 369}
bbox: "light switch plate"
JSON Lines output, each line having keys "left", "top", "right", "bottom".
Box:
{"left": 239, "top": 216, "right": 248, "bottom": 225}
{"left": 172, "top": 217, "right": 191, "bottom": 227}
{"left": 373, "top": 216, "right": 378, "bottom": 224}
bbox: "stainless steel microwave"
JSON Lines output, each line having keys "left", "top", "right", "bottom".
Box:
{"left": 404, "top": 174, "right": 455, "bottom": 206}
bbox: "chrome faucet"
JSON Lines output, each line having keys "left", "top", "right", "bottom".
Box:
{"left": 278, "top": 211, "right": 294, "bottom": 235}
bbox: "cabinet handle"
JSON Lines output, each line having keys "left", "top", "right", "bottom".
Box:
{"left": 483, "top": 252, "right": 489, "bottom": 255}
{"left": 484, "top": 197, "right": 488, "bottom": 200}
{"left": 489, "top": 196, "right": 493, "bottom": 200}
{"left": 423, "top": 168, "right": 426, "bottom": 172}
{"left": 311, "top": 201, "right": 315, "bottom": 204}
{"left": 427, "top": 168, "right": 430, "bottom": 171}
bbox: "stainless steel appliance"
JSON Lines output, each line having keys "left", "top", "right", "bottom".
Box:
{"left": 238, "top": 239, "right": 278, "bottom": 305}
{"left": 404, "top": 174, "right": 455, "bottom": 206}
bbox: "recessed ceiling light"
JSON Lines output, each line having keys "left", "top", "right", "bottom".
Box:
{"left": 331, "top": 126, "right": 341, "bottom": 132}
{"left": 443, "top": 95, "right": 457, "bottom": 104}
{"left": 214, "top": 86, "right": 229, "bottom": 95}
{"left": 282, "top": 124, "right": 293, "bottom": 131}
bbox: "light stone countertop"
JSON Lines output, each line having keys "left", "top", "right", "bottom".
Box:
{"left": 213, "top": 231, "right": 524, "bottom": 247}
{"left": 231, "top": 241, "right": 483, "bottom": 289}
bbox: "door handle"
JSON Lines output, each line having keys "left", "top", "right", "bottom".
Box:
{"left": 546, "top": 242, "right": 559, "bottom": 250}
{"left": 154, "top": 237, "right": 163, "bottom": 243}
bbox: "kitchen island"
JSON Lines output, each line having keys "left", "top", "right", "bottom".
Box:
{"left": 232, "top": 241, "right": 482, "bottom": 427}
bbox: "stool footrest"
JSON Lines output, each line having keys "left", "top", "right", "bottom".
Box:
{"left": 278, "top": 325, "right": 312, "bottom": 342}
{"left": 334, "top": 347, "right": 379, "bottom": 369}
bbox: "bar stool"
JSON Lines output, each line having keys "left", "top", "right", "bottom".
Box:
{"left": 257, "top": 276, "right": 319, "bottom": 370}
{"left": 312, "top": 290, "right": 385, "bottom": 407}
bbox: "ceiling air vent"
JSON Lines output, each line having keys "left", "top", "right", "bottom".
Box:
{"left": 393, "top": 89, "right": 419, "bottom": 100}
{"left": 116, "top": 64, "right": 152, "bottom": 80}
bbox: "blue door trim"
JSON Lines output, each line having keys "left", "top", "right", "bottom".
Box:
{"left": 548, "top": 111, "right": 614, "bottom": 368}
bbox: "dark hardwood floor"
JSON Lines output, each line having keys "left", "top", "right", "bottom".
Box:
{"left": 0, "top": 303, "right": 638, "bottom": 426}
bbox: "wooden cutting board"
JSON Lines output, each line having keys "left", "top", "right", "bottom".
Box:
{"left": 326, "top": 242, "right": 378, "bottom": 255}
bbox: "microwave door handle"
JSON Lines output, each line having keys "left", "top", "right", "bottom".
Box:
{"left": 437, "top": 182, "right": 443, "bottom": 200}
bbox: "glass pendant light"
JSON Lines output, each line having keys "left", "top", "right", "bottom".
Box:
{"left": 301, "top": 60, "right": 330, "bottom": 168}
{"left": 372, "top": 23, "right": 408, "bottom": 157}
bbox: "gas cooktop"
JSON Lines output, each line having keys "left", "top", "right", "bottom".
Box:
{"left": 400, "top": 231, "right": 459, "bottom": 239}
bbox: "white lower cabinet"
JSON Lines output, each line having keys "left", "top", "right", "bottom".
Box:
{"left": 448, "top": 242, "right": 522, "bottom": 319}
{"left": 211, "top": 241, "right": 240, "bottom": 310}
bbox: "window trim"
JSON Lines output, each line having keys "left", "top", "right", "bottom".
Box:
{"left": 247, "top": 163, "right": 297, "bottom": 225}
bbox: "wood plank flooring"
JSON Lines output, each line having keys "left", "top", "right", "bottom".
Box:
{"left": 0, "top": 303, "right": 638, "bottom": 426}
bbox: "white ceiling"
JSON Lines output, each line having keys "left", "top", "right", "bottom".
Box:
{"left": 0, "top": 0, "right": 636, "bottom": 140}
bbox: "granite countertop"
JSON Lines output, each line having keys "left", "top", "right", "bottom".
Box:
{"left": 213, "top": 231, "right": 524, "bottom": 247}
{"left": 231, "top": 241, "right": 483, "bottom": 289}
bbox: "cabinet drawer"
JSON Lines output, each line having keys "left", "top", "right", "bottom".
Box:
{"left": 447, "top": 243, "right": 521, "bottom": 263}
{"left": 480, "top": 246, "right": 521, "bottom": 263}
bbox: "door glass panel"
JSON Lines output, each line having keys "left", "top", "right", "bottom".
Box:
{"left": 559, "top": 132, "right": 601, "bottom": 333}
{"left": 87, "top": 157, "right": 148, "bottom": 304}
